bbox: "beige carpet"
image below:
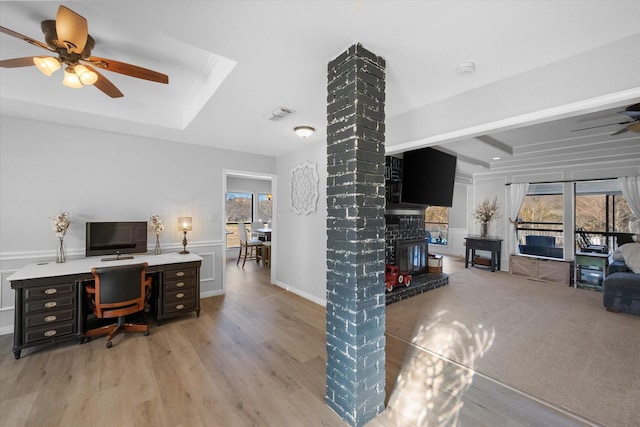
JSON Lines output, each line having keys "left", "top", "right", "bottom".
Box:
{"left": 385, "top": 268, "right": 640, "bottom": 427}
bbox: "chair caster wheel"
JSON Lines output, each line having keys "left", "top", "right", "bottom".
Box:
{"left": 106, "top": 341, "right": 113, "bottom": 349}
{"left": 143, "top": 331, "right": 150, "bottom": 336}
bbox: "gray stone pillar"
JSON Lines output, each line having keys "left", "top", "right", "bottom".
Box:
{"left": 326, "top": 43, "right": 386, "bottom": 427}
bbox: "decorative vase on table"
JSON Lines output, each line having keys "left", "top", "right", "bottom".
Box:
{"left": 56, "top": 237, "right": 65, "bottom": 263}
{"left": 481, "top": 222, "right": 489, "bottom": 238}
{"left": 154, "top": 234, "right": 161, "bottom": 255}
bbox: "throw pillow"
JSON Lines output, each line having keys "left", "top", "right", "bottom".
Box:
{"left": 612, "top": 248, "right": 624, "bottom": 261}
{"left": 619, "top": 243, "right": 640, "bottom": 274}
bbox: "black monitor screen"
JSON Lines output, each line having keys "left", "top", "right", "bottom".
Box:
{"left": 85, "top": 221, "right": 148, "bottom": 257}
{"left": 400, "top": 147, "right": 457, "bottom": 207}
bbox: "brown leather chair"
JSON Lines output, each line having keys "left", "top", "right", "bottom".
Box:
{"left": 85, "top": 262, "right": 152, "bottom": 348}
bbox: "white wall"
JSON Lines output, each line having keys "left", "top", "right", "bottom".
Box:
{"left": 0, "top": 115, "right": 276, "bottom": 334}
{"left": 274, "top": 141, "right": 327, "bottom": 305}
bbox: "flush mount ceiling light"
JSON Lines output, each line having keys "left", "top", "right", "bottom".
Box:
{"left": 294, "top": 126, "right": 315, "bottom": 138}
{"left": 456, "top": 61, "right": 476, "bottom": 76}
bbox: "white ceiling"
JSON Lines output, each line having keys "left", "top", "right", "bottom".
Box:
{"left": 1, "top": 1, "right": 639, "bottom": 178}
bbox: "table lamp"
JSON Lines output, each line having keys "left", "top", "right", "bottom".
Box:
{"left": 178, "top": 217, "right": 192, "bottom": 254}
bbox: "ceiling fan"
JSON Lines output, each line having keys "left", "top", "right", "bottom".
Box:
{"left": 0, "top": 5, "right": 168, "bottom": 98}
{"left": 572, "top": 103, "right": 640, "bottom": 136}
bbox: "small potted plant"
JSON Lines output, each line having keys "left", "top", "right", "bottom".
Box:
{"left": 473, "top": 197, "right": 500, "bottom": 237}
{"left": 50, "top": 212, "right": 71, "bottom": 263}
{"left": 149, "top": 214, "right": 165, "bottom": 254}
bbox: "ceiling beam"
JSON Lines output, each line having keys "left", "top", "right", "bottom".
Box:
{"left": 436, "top": 145, "right": 490, "bottom": 169}
{"left": 475, "top": 135, "right": 513, "bottom": 155}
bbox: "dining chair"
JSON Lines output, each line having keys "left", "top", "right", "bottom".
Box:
{"left": 237, "top": 223, "right": 263, "bottom": 267}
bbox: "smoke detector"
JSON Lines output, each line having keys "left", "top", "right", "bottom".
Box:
{"left": 456, "top": 62, "right": 476, "bottom": 76}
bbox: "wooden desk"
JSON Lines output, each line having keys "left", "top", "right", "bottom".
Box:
{"left": 8, "top": 253, "right": 202, "bottom": 359}
{"left": 464, "top": 236, "right": 503, "bottom": 272}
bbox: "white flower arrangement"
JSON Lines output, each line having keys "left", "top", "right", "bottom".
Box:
{"left": 149, "top": 214, "right": 165, "bottom": 235}
{"left": 472, "top": 197, "right": 500, "bottom": 223}
{"left": 51, "top": 212, "right": 71, "bottom": 238}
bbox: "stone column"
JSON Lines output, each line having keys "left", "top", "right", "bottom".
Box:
{"left": 326, "top": 43, "right": 386, "bottom": 427}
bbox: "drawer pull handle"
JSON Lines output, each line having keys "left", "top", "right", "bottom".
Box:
{"left": 44, "top": 288, "right": 57, "bottom": 295}
{"left": 176, "top": 272, "right": 185, "bottom": 277}
{"left": 176, "top": 304, "right": 185, "bottom": 310}
{"left": 44, "top": 301, "right": 58, "bottom": 308}
{"left": 176, "top": 282, "right": 185, "bottom": 287}
{"left": 44, "top": 330, "right": 57, "bottom": 337}
{"left": 44, "top": 315, "right": 57, "bottom": 322}
{"left": 176, "top": 293, "right": 184, "bottom": 298}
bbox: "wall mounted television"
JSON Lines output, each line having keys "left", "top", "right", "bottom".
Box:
{"left": 400, "top": 147, "right": 457, "bottom": 207}
{"left": 85, "top": 221, "right": 148, "bottom": 258}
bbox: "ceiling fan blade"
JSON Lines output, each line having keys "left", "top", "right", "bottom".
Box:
{"left": 85, "top": 65, "right": 124, "bottom": 98}
{"left": 87, "top": 56, "right": 169, "bottom": 84}
{"left": 0, "top": 56, "right": 37, "bottom": 68}
{"left": 56, "top": 5, "right": 88, "bottom": 54}
{"left": 620, "top": 111, "right": 640, "bottom": 120}
{"left": 0, "top": 25, "right": 54, "bottom": 52}
{"left": 610, "top": 126, "right": 629, "bottom": 136}
{"left": 571, "top": 122, "right": 632, "bottom": 132}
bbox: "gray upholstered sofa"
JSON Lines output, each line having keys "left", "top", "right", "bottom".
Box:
{"left": 603, "top": 243, "right": 640, "bottom": 315}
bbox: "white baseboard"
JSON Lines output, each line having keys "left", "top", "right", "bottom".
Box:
{"left": 273, "top": 280, "right": 326, "bottom": 307}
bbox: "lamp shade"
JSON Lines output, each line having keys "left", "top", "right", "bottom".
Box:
{"left": 33, "top": 56, "right": 61, "bottom": 76}
{"left": 294, "top": 126, "right": 315, "bottom": 138}
{"left": 75, "top": 64, "right": 98, "bottom": 85}
{"left": 178, "top": 217, "right": 193, "bottom": 231}
{"left": 62, "top": 68, "right": 83, "bottom": 88}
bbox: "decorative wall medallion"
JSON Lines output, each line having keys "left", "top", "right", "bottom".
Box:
{"left": 290, "top": 161, "right": 319, "bottom": 215}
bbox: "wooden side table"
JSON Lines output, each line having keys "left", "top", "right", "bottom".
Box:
{"left": 464, "top": 236, "right": 503, "bottom": 272}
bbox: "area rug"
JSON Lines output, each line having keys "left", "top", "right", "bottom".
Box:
{"left": 385, "top": 268, "right": 640, "bottom": 427}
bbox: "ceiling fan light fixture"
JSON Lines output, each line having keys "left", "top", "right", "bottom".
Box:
{"left": 63, "top": 68, "right": 83, "bottom": 88}
{"left": 294, "top": 126, "right": 315, "bottom": 138}
{"left": 75, "top": 65, "right": 98, "bottom": 85}
{"left": 33, "top": 56, "right": 61, "bottom": 76}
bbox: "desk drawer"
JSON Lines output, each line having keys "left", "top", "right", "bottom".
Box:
{"left": 468, "top": 240, "right": 498, "bottom": 250}
{"left": 24, "top": 322, "right": 75, "bottom": 343}
{"left": 164, "top": 276, "right": 197, "bottom": 291}
{"left": 163, "top": 299, "right": 196, "bottom": 314}
{"left": 25, "top": 294, "right": 75, "bottom": 314}
{"left": 165, "top": 268, "right": 197, "bottom": 282}
{"left": 24, "top": 282, "right": 75, "bottom": 300}
{"left": 164, "top": 288, "right": 195, "bottom": 303}
{"left": 25, "top": 307, "right": 75, "bottom": 329}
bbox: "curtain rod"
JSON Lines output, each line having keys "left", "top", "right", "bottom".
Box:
{"left": 505, "top": 177, "right": 625, "bottom": 186}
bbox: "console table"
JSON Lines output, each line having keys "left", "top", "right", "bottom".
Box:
{"left": 464, "top": 236, "right": 503, "bottom": 272}
{"left": 8, "top": 253, "right": 202, "bottom": 359}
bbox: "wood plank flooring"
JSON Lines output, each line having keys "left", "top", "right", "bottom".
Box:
{"left": 0, "top": 256, "right": 597, "bottom": 426}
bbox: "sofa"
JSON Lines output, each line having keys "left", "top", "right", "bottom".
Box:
{"left": 603, "top": 243, "right": 640, "bottom": 315}
{"left": 518, "top": 235, "right": 563, "bottom": 258}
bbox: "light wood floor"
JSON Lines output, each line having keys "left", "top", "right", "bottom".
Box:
{"left": 0, "top": 256, "right": 595, "bottom": 427}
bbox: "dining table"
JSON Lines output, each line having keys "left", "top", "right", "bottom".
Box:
{"left": 250, "top": 227, "right": 272, "bottom": 241}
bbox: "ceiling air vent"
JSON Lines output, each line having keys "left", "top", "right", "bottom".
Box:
{"left": 264, "top": 107, "right": 294, "bottom": 121}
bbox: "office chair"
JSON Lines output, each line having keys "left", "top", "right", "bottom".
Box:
{"left": 237, "top": 223, "right": 263, "bottom": 267}
{"left": 85, "top": 262, "right": 152, "bottom": 348}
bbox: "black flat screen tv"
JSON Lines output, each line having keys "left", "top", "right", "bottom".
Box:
{"left": 85, "top": 221, "right": 148, "bottom": 257}
{"left": 400, "top": 147, "right": 457, "bottom": 207}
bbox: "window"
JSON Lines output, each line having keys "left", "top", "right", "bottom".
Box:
{"left": 424, "top": 206, "right": 448, "bottom": 245}
{"left": 256, "top": 193, "right": 272, "bottom": 223}
{"left": 225, "top": 192, "right": 253, "bottom": 248}
{"left": 575, "top": 180, "right": 638, "bottom": 250}
{"left": 517, "top": 184, "right": 564, "bottom": 258}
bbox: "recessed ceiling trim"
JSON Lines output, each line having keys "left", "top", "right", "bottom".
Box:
{"left": 475, "top": 135, "right": 513, "bottom": 155}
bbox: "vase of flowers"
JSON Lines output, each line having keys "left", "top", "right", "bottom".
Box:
{"left": 51, "top": 212, "right": 71, "bottom": 263}
{"left": 149, "top": 214, "right": 164, "bottom": 255}
{"left": 473, "top": 197, "right": 500, "bottom": 238}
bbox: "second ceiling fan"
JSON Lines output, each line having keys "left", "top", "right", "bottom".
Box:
{"left": 572, "top": 103, "right": 640, "bottom": 136}
{"left": 0, "top": 5, "right": 168, "bottom": 98}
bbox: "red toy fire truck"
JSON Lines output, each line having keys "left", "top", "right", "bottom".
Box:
{"left": 385, "top": 264, "right": 412, "bottom": 292}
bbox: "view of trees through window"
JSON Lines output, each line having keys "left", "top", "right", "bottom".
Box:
{"left": 517, "top": 193, "right": 564, "bottom": 257}
{"left": 257, "top": 194, "right": 272, "bottom": 223}
{"left": 226, "top": 192, "right": 252, "bottom": 248}
{"left": 575, "top": 193, "right": 636, "bottom": 248}
{"left": 424, "top": 206, "right": 449, "bottom": 245}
